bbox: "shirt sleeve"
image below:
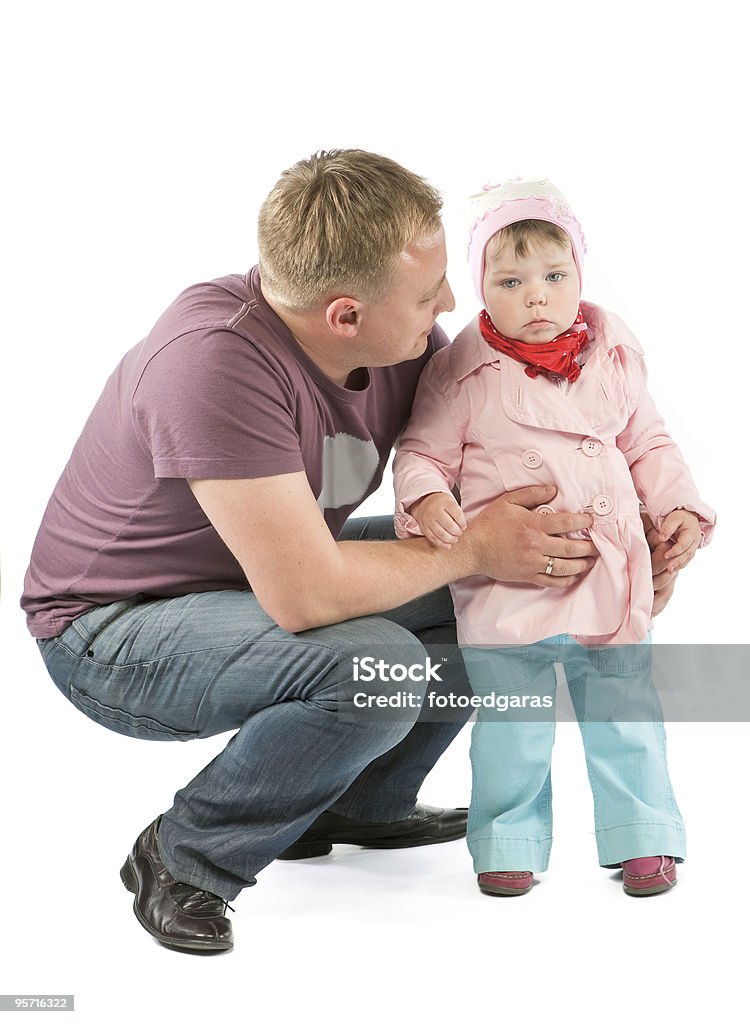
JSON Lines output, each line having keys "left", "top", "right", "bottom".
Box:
{"left": 615, "top": 345, "right": 716, "bottom": 544}
{"left": 392, "top": 356, "right": 466, "bottom": 538}
{"left": 131, "top": 328, "right": 305, "bottom": 480}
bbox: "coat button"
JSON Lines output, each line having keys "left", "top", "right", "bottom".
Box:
{"left": 592, "top": 493, "right": 613, "bottom": 515}
{"left": 522, "top": 449, "right": 543, "bottom": 469}
{"left": 536, "top": 504, "right": 556, "bottom": 515}
{"left": 581, "top": 437, "right": 603, "bottom": 457}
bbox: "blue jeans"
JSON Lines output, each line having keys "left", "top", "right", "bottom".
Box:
{"left": 36, "top": 516, "right": 473, "bottom": 901}
{"left": 463, "top": 635, "right": 686, "bottom": 873}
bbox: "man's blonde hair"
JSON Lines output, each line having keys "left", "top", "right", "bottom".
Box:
{"left": 257, "top": 149, "right": 443, "bottom": 312}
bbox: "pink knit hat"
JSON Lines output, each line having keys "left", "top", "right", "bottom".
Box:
{"left": 467, "top": 179, "right": 587, "bottom": 304}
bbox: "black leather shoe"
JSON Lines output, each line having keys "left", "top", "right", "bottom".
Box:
{"left": 120, "top": 817, "right": 233, "bottom": 953}
{"left": 277, "top": 803, "right": 468, "bottom": 860}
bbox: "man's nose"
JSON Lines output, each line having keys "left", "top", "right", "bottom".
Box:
{"left": 437, "top": 278, "right": 456, "bottom": 314}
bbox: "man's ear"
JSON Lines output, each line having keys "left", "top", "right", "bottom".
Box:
{"left": 325, "top": 296, "right": 362, "bottom": 338}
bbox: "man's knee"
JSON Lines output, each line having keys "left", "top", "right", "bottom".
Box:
{"left": 304, "top": 616, "right": 430, "bottom": 727}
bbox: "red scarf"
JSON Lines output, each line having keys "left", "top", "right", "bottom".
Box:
{"left": 479, "top": 307, "right": 588, "bottom": 382}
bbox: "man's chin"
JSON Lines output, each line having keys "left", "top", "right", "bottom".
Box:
{"left": 389, "top": 334, "right": 429, "bottom": 366}
{"left": 416, "top": 332, "right": 430, "bottom": 353}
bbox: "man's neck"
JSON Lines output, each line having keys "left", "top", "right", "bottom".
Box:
{"left": 264, "top": 290, "right": 357, "bottom": 388}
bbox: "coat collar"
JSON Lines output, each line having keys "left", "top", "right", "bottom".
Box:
{"left": 449, "top": 301, "right": 643, "bottom": 383}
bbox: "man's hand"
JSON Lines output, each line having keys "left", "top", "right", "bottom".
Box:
{"left": 465, "top": 484, "right": 597, "bottom": 588}
{"left": 641, "top": 510, "right": 682, "bottom": 617}
{"left": 658, "top": 509, "right": 702, "bottom": 568}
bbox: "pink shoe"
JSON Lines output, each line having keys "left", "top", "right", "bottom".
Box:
{"left": 622, "top": 856, "right": 677, "bottom": 896}
{"left": 478, "top": 871, "right": 533, "bottom": 896}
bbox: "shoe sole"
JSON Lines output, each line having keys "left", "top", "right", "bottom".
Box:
{"left": 120, "top": 857, "right": 233, "bottom": 953}
{"left": 278, "top": 831, "right": 466, "bottom": 860}
{"left": 479, "top": 888, "right": 531, "bottom": 897}
{"left": 478, "top": 884, "right": 532, "bottom": 897}
{"left": 623, "top": 879, "right": 677, "bottom": 897}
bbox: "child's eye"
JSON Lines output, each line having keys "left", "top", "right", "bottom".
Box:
{"left": 547, "top": 272, "right": 564, "bottom": 282}
{"left": 501, "top": 279, "right": 520, "bottom": 289}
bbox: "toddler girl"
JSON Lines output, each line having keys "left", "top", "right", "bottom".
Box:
{"left": 393, "top": 179, "right": 715, "bottom": 897}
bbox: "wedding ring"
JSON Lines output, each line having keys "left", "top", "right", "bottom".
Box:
{"left": 545, "top": 556, "right": 555, "bottom": 575}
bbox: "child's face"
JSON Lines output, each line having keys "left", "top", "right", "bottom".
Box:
{"left": 482, "top": 236, "right": 580, "bottom": 343}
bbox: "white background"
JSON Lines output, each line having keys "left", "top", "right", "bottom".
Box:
{"left": 2, "top": 1, "right": 747, "bottom": 1021}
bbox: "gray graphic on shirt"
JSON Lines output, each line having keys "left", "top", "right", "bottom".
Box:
{"left": 316, "top": 433, "right": 380, "bottom": 511}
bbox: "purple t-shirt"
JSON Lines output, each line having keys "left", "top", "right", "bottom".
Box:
{"left": 22, "top": 267, "right": 447, "bottom": 638}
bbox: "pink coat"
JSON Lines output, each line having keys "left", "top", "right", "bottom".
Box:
{"left": 394, "top": 301, "right": 716, "bottom": 647}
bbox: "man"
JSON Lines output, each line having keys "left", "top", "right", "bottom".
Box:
{"left": 22, "top": 150, "right": 678, "bottom": 954}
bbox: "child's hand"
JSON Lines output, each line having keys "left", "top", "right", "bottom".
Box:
{"left": 410, "top": 492, "right": 467, "bottom": 549}
{"left": 658, "top": 509, "right": 702, "bottom": 571}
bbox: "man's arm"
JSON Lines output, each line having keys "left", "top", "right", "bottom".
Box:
{"left": 189, "top": 474, "right": 596, "bottom": 633}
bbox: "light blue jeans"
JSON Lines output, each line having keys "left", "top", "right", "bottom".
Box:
{"left": 36, "top": 516, "right": 473, "bottom": 901}
{"left": 463, "top": 634, "right": 686, "bottom": 873}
